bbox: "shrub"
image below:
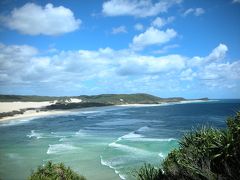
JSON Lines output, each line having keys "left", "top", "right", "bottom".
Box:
{"left": 134, "top": 163, "right": 165, "bottom": 180}
{"left": 136, "top": 111, "right": 240, "bottom": 180}
{"left": 29, "top": 161, "right": 86, "bottom": 180}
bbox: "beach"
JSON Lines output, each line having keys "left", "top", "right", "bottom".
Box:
{"left": 0, "top": 101, "right": 66, "bottom": 122}
{"left": 0, "top": 99, "right": 211, "bottom": 123}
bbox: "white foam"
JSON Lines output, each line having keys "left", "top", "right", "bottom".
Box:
{"left": 46, "top": 144, "right": 78, "bottom": 154}
{"left": 75, "top": 129, "right": 89, "bottom": 136}
{"left": 109, "top": 142, "right": 151, "bottom": 155}
{"left": 158, "top": 152, "right": 164, "bottom": 158}
{"left": 118, "top": 132, "right": 143, "bottom": 141}
{"left": 0, "top": 118, "right": 34, "bottom": 127}
{"left": 116, "top": 130, "right": 176, "bottom": 142}
{"left": 27, "top": 130, "right": 43, "bottom": 139}
{"left": 50, "top": 132, "right": 67, "bottom": 138}
{"left": 59, "top": 137, "right": 67, "bottom": 142}
{"left": 100, "top": 156, "right": 126, "bottom": 180}
{"left": 118, "top": 174, "right": 126, "bottom": 180}
{"left": 125, "top": 137, "right": 177, "bottom": 142}
{"left": 137, "top": 126, "right": 151, "bottom": 132}
{"left": 100, "top": 156, "right": 115, "bottom": 169}
{"left": 81, "top": 111, "right": 100, "bottom": 114}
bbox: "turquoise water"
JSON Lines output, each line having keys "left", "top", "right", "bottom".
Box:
{"left": 0, "top": 100, "right": 240, "bottom": 180}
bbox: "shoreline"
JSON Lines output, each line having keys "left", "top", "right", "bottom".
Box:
{"left": 0, "top": 109, "right": 71, "bottom": 122}
{"left": 0, "top": 99, "right": 212, "bottom": 123}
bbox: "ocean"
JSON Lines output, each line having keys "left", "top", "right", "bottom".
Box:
{"left": 0, "top": 100, "right": 240, "bottom": 180}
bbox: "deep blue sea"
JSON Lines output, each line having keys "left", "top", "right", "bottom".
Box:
{"left": 0, "top": 100, "right": 239, "bottom": 180}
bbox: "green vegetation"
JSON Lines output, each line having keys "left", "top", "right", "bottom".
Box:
{"left": 0, "top": 95, "right": 64, "bottom": 102}
{"left": 136, "top": 112, "right": 240, "bottom": 180}
{"left": 0, "top": 93, "right": 188, "bottom": 119}
{"left": 77, "top": 93, "right": 164, "bottom": 104}
{"left": 29, "top": 161, "right": 86, "bottom": 180}
{"left": 134, "top": 164, "right": 165, "bottom": 180}
{"left": 43, "top": 102, "right": 112, "bottom": 110}
{"left": 0, "top": 93, "right": 186, "bottom": 104}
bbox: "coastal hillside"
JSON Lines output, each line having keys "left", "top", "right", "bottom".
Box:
{"left": 0, "top": 93, "right": 209, "bottom": 119}
{"left": 0, "top": 93, "right": 186, "bottom": 104}
{"left": 78, "top": 93, "right": 166, "bottom": 104}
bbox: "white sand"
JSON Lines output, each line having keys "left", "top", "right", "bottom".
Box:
{"left": 0, "top": 101, "right": 63, "bottom": 122}
{"left": 0, "top": 100, "right": 91, "bottom": 122}
{"left": 0, "top": 99, "right": 210, "bottom": 122}
{"left": 0, "top": 109, "right": 68, "bottom": 122}
{"left": 70, "top": 98, "right": 82, "bottom": 103}
{"left": 0, "top": 101, "right": 54, "bottom": 113}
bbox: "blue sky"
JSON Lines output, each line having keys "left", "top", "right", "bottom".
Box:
{"left": 0, "top": 0, "right": 239, "bottom": 98}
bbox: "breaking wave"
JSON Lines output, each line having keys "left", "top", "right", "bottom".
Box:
{"left": 100, "top": 156, "right": 126, "bottom": 180}
{"left": 46, "top": 143, "right": 78, "bottom": 154}
{"left": 27, "top": 130, "right": 43, "bottom": 139}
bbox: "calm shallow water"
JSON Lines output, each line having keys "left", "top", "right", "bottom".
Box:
{"left": 0, "top": 100, "right": 239, "bottom": 180}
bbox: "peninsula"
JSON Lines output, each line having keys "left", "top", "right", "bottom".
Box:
{"left": 0, "top": 93, "right": 208, "bottom": 121}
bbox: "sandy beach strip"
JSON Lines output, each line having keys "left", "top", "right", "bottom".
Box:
{"left": 0, "top": 101, "right": 55, "bottom": 113}
{"left": 0, "top": 101, "right": 66, "bottom": 122}
{"left": 0, "top": 99, "right": 211, "bottom": 123}
{"left": 0, "top": 109, "right": 71, "bottom": 122}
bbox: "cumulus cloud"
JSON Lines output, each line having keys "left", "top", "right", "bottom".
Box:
{"left": 112, "top": 25, "right": 127, "bottom": 34}
{"left": 190, "top": 43, "right": 228, "bottom": 67}
{"left": 151, "top": 16, "right": 174, "bottom": 28}
{"left": 184, "top": 43, "right": 240, "bottom": 90}
{"left": 205, "top": 43, "right": 228, "bottom": 62}
{"left": 130, "top": 27, "right": 177, "bottom": 50}
{"left": 180, "top": 68, "right": 197, "bottom": 81}
{"left": 134, "top": 23, "right": 144, "bottom": 31}
{"left": 102, "top": 0, "right": 182, "bottom": 18}
{"left": 0, "top": 3, "right": 81, "bottom": 35}
{"left": 0, "top": 42, "right": 239, "bottom": 96}
{"left": 118, "top": 54, "right": 186, "bottom": 75}
{"left": 183, "top": 8, "right": 205, "bottom": 17}
{"left": 0, "top": 43, "right": 185, "bottom": 87}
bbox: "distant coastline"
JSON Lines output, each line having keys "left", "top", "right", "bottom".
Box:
{"left": 0, "top": 93, "right": 209, "bottom": 122}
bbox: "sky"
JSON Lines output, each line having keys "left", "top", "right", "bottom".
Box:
{"left": 0, "top": 0, "right": 239, "bottom": 98}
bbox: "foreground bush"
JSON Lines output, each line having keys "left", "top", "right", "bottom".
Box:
{"left": 134, "top": 164, "right": 164, "bottom": 180}
{"left": 136, "top": 112, "right": 240, "bottom": 180}
{"left": 29, "top": 161, "right": 86, "bottom": 180}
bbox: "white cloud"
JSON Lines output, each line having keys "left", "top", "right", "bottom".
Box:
{"left": 180, "top": 68, "right": 197, "bottom": 81}
{"left": 118, "top": 54, "right": 186, "bottom": 75}
{"left": 190, "top": 43, "right": 228, "bottom": 66}
{"left": 198, "top": 61, "right": 240, "bottom": 89}
{"left": 0, "top": 43, "right": 239, "bottom": 96}
{"left": 130, "top": 27, "right": 177, "bottom": 50}
{"left": 0, "top": 3, "right": 81, "bottom": 35}
{"left": 102, "top": 0, "right": 182, "bottom": 18}
{"left": 134, "top": 23, "right": 144, "bottom": 31}
{"left": 185, "top": 43, "right": 240, "bottom": 89}
{"left": 183, "top": 8, "right": 205, "bottom": 17}
{"left": 0, "top": 43, "right": 185, "bottom": 85}
{"left": 112, "top": 25, "right": 127, "bottom": 34}
{"left": 205, "top": 43, "right": 228, "bottom": 62}
{"left": 151, "top": 16, "right": 174, "bottom": 28}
